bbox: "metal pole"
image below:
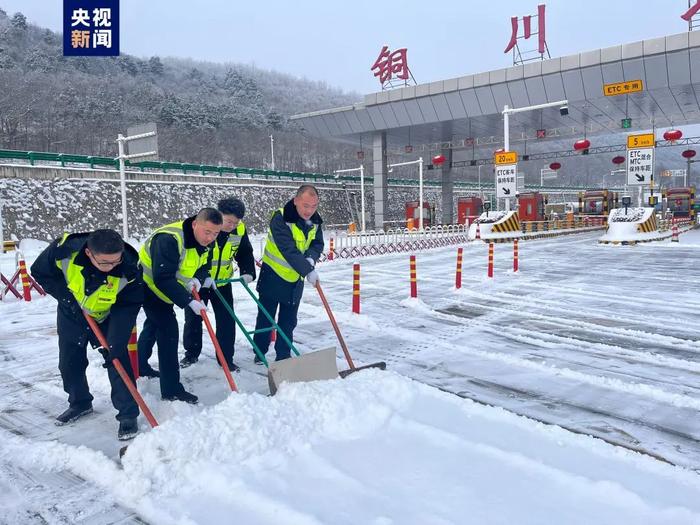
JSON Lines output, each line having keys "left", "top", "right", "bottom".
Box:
{"left": 418, "top": 157, "right": 424, "bottom": 231}
{"left": 360, "top": 164, "right": 366, "bottom": 232}
{"left": 270, "top": 134, "right": 275, "bottom": 171}
{"left": 117, "top": 134, "right": 129, "bottom": 239}
{"left": 478, "top": 164, "right": 482, "bottom": 199}
{"left": 503, "top": 105, "right": 509, "bottom": 212}
{"left": 0, "top": 192, "right": 4, "bottom": 247}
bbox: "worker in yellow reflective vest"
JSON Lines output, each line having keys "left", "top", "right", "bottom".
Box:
{"left": 31, "top": 229, "right": 143, "bottom": 441}
{"left": 181, "top": 198, "right": 256, "bottom": 371}
{"left": 138, "top": 208, "right": 222, "bottom": 405}
{"left": 253, "top": 185, "right": 324, "bottom": 362}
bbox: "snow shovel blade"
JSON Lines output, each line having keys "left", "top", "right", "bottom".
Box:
{"left": 338, "top": 361, "right": 387, "bottom": 379}
{"left": 267, "top": 347, "right": 339, "bottom": 395}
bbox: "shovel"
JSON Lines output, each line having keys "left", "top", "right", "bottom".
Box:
{"left": 314, "top": 282, "right": 386, "bottom": 378}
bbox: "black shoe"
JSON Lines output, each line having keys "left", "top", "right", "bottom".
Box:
{"left": 180, "top": 355, "right": 199, "bottom": 369}
{"left": 218, "top": 359, "right": 240, "bottom": 372}
{"left": 140, "top": 365, "right": 160, "bottom": 378}
{"left": 162, "top": 390, "right": 198, "bottom": 405}
{"left": 55, "top": 405, "right": 93, "bottom": 426}
{"left": 117, "top": 419, "right": 138, "bottom": 441}
{"left": 254, "top": 355, "right": 265, "bottom": 365}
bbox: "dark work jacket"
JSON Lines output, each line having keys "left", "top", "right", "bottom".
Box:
{"left": 257, "top": 199, "right": 324, "bottom": 305}
{"left": 210, "top": 228, "right": 257, "bottom": 282}
{"left": 31, "top": 233, "right": 143, "bottom": 347}
{"left": 149, "top": 216, "right": 213, "bottom": 308}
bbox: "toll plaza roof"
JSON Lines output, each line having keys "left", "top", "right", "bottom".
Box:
{"left": 290, "top": 31, "right": 700, "bottom": 153}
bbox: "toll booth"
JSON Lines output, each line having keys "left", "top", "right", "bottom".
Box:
{"left": 578, "top": 190, "right": 618, "bottom": 216}
{"left": 457, "top": 197, "right": 483, "bottom": 225}
{"left": 405, "top": 201, "right": 434, "bottom": 229}
{"left": 517, "top": 192, "right": 547, "bottom": 222}
{"left": 663, "top": 186, "right": 696, "bottom": 219}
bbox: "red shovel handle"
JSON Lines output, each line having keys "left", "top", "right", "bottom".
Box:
{"left": 192, "top": 288, "right": 238, "bottom": 392}
{"left": 315, "top": 282, "right": 355, "bottom": 370}
{"left": 82, "top": 312, "right": 159, "bottom": 428}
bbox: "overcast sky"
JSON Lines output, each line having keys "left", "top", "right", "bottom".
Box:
{"left": 1, "top": 1, "right": 695, "bottom": 94}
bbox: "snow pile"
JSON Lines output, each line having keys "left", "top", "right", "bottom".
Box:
{"left": 609, "top": 207, "right": 646, "bottom": 223}
{"left": 4, "top": 371, "right": 700, "bottom": 524}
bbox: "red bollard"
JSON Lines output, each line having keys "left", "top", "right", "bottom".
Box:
{"left": 18, "top": 256, "right": 32, "bottom": 301}
{"left": 487, "top": 243, "right": 494, "bottom": 279}
{"left": 672, "top": 224, "right": 679, "bottom": 243}
{"left": 409, "top": 255, "right": 417, "bottom": 298}
{"left": 455, "top": 247, "right": 463, "bottom": 289}
{"left": 475, "top": 222, "right": 481, "bottom": 240}
{"left": 513, "top": 239, "right": 519, "bottom": 273}
{"left": 328, "top": 238, "right": 335, "bottom": 261}
{"left": 352, "top": 263, "right": 360, "bottom": 314}
{"left": 271, "top": 328, "right": 277, "bottom": 342}
{"left": 128, "top": 325, "right": 139, "bottom": 380}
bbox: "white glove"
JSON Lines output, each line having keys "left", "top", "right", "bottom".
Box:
{"left": 241, "top": 274, "right": 254, "bottom": 284}
{"left": 188, "top": 300, "right": 208, "bottom": 315}
{"left": 203, "top": 277, "right": 216, "bottom": 289}
{"left": 306, "top": 269, "right": 319, "bottom": 286}
{"left": 187, "top": 277, "right": 202, "bottom": 292}
{"left": 305, "top": 257, "right": 316, "bottom": 268}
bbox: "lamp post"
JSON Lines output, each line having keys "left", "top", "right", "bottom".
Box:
{"left": 333, "top": 164, "right": 366, "bottom": 232}
{"left": 270, "top": 134, "right": 275, "bottom": 171}
{"left": 388, "top": 157, "right": 424, "bottom": 230}
{"left": 502, "top": 99, "right": 568, "bottom": 211}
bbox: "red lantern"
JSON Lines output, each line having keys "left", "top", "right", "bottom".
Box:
{"left": 549, "top": 162, "right": 561, "bottom": 171}
{"left": 612, "top": 156, "right": 625, "bottom": 165}
{"left": 405, "top": 145, "right": 413, "bottom": 153}
{"left": 663, "top": 129, "right": 682, "bottom": 142}
{"left": 573, "top": 139, "right": 591, "bottom": 151}
{"left": 682, "top": 149, "right": 696, "bottom": 159}
{"left": 357, "top": 151, "right": 365, "bottom": 160}
{"left": 432, "top": 154, "right": 446, "bottom": 166}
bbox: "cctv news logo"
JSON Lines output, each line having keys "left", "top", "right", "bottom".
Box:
{"left": 63, "top": 0, "right": 120, "bottom": 56}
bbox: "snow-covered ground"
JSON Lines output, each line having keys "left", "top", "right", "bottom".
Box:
{"left": 1, "top": 229, "right": 700, "bottom": 523}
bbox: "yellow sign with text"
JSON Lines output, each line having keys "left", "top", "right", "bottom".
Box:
{"left": 494, "top": 151, "right": 518, "bottom": 165}
{"left": 604, "top": 80, "right": 644, "bottom": 96}
{"left": 627, "top": 133, "right": 655, "bottom": 149}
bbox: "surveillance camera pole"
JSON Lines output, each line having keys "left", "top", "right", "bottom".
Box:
{"left": 502, "top": 99, "right": 568, "bottom": 211}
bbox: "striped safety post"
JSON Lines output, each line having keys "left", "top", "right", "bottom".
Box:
{"left": 455, "top": 247, "right": 463, "bottom": 289}
{"left": 128, "top": 325, "right": 139, "bottom": 380}
{"left": 352, "top": 263, "right": 360, "bottom": 314}
{"left": 271, "top": 328, "right": 277, "bottom": 343}
{"left": 513, "top": 239, "right": 519, "bottom": 272}
{"left": 18, "top": 255, "right": 32, "bottom": 301}
{"left": 475, "top": 222, "right": 481, "bottom": 240}
{"left": 487, "top": 243, "right": 494, "bottom": 279}
{"left": 409, "top": 255, "right": 417, "bottom": 298}
{"left": 328, "top": 238, "right": 335, "bottom": 261}
{"left": 672, "top": 224, "right": 679, "bottom": 242}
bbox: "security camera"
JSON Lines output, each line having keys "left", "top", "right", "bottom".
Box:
{"left": 559, "top": 105, "right": 569, "bottom": 116}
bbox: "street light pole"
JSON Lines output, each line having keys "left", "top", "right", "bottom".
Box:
{"left": 334, "top": 164, "right": 366, "bottom": 232}
{"left": 502, "top": 99, "right": 568, "bottom": 212}
{"left": 117, "top": 134, "right": 129, "bottom": 239}
{"left": 270, "top": 134, "right": 275, "bottom": 171}
{"left": 388, "top": 157, "right": 425, "bottom": 230}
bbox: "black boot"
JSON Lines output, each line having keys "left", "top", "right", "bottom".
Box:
{"left": 55, "top": 404, "right": 93, "bottom": 426}
{"left": 140, "top": 364, "right": 160, "bottom": 378}
{"left": 180, "top": 355, "right": 198, "bottom": 368}
{"left": 117, "top": 418, "right": 138, "bottom": 441}
{"left": 162, "top": 389, "right": 198, "bottom": 405}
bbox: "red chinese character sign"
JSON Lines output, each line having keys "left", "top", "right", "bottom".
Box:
{"left": 682, "top": 1, "right": 700, "bottom": 30}
{"left": 371, "top": 45, "right": 416, "bottom": 90}
{"left": 504, "top": 4, "right": 550, "bottom": 66}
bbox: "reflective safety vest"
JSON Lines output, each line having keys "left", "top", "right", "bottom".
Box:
{"left": 210, "top": 222, "right": 246, "bottom": 286}
{"left": 139, "top": 221, "right": 210, "bottom": 304}
{"left": 56, "top": 233, "right": 128, "bottom": 322}
{"left": 262, "top": 208, "right": 317, "bottom": 283}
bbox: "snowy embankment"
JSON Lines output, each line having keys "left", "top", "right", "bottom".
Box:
{"left": 3, "top": 371, "right": 700, "bottom": 525}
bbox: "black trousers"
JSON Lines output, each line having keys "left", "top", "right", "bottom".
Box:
{"left": 183, "top": 284, "right": 237, "bottom": 364}
{"left": 57, "top": 307, "right": 138, "bottom": 421}
{"left": 252, "top": 291, "right": 300, "bottom": 361}
{"left": 141, "top": 287, "right": 187, "bottom": 397}
{"left": 137, "top": 316, "right": 157, "bottom": 369}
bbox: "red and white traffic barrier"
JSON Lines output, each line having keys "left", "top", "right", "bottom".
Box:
{"left": 352, "top": 263, "right": 360, "bottom": 314}
{"left": 455, "top": 247, "right": 463, "bottom": 289}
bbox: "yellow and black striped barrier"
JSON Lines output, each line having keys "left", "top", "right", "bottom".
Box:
{"left": 491, "top": 212, "right": 521, "bottom": 234}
